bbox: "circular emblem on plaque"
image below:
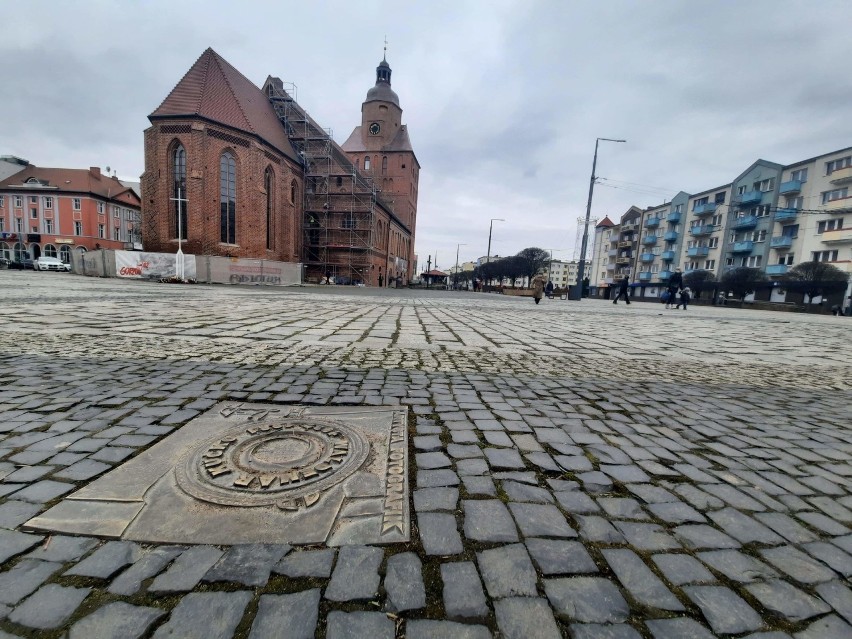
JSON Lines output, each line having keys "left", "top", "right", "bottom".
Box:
{"left": 176, "top": 418, "right": 370, "bottom": 507}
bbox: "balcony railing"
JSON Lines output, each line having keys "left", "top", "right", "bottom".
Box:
{"left": 667, "top": 212, "right": 682, "bottom": 223}
{"left": 829, "top": 166, "right": 852, "bottom": 184}
{"left": 645, "top": 217, "right": 660, "bottom": 228}
{"left": 640, "top": 253, "right": 655, "bottom": 263}
{"left": 779, "top": 180, "right": 802, "bottom": 195}
{"left": 774, "top": 208, "right": 798, "bottom": 223}
{"left": 663, "top": 231, "right": 679, "bottom": 241}
{"left": 769, "top": 236, "right": 793, "bottom": 249}
{"left": 618, "top": 241, "right": 634, "bottom": 248}
{"left": 659, "top": 271, "right": 672, "bottom": 280}
{"left": 608, "top": 248, "right": 618, "bottom": 257}
{"left": 689, "top": 225, "right": 714, "bottom": 236}
{"left": 731, "top": 241, "right": 755, "bottom": 253}
{"left": 737, "top": 191, "right": 763, "bottom": 205}
{"left": 766, "top": 264, "right": 788, "bottom": 276}
{"left": 642, "top": 236, "right": 658, "bottom": 246}
{"left": 661, "top": 250, "right": 675, "bottom": 261}
{"left": 820, "top": 228, "right": 852, "bottom": 243}
{"left": 638, "top": 272, "right": 652, "bottom": 281}
{"left": 732, "top": 216, "right": 758, "bottom": 230}
{"left": 606, "top": 263, "right": 616, "bottom": 270}
{"left": 693, "top": 203, "right": 717, "bottom": 216}
{"left": 616, "top": 257, "right": 631, "bottom": 265}
{"left": 620, "top": 223, "right": 638, "bottom": 232}
{"left": 687, "top": 246, "right": 710, "bottom": 257}
{"left": 825, "top": 198, "right": 852, "bottom": 212}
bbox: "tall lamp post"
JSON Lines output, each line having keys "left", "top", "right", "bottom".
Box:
{"left": 454, "top": 243, "right": 466, "bottom": 290}
{"left": 571, "top": 137, "right": 626, "bottom": 300}
{"left": 485, "top": 218, "right": 504, "bottom": 287}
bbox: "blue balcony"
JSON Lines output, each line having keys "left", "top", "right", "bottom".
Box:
{"left": 689, "top": 225, "right": 714, "bottom": 236}
{"left": 687, "top": 246, "right": 710, "bottom": 257}
{"left": 731, "top": 241, "right": 755, "bottom": 253}
{"left": 738, "top": 190, "right": 763, "bottom": 205}
{"left": 770, "top": 236, "right": 793, "bottom": 249}
{"left": 693, "top": 202, "right": 717, "bottom": 216}
{"left": 667, "top": 212, "right": 682, "bottom": 223}
{"left": 608, "top": 248, "right": 618, "bottom": 257}
{"left": 774, "top": 208, "right": 798, "bottom": 223}
{"left": 645, "top": 217, "right": 660, "bottom": 228}
{"left": 659, "top": 271, "right": 672, "bottom": 280}
{"left": 732, "top": 216, "right": 758, "bottom": 230}
{"left": 779, "top": 180, "right": 802, "bottom": 195}
{"left": 766, "top": 264, "right": 788, "bottom": 276}
{"left": 638, "top": 272, "right": 652, "bottom": 281}
{"left": 642, "top": 236, "right": 658, "bottom": 246}
{"left": 640, "top": 253, "right": 655, "bottom": 263}
{"left": 661, "top": 250, "right": 676, "bottom": 261}
{"left": 663, "top": 231, "right": 679, "bottom": 241}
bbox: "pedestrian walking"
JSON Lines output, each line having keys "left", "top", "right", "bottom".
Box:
{"left": 532, "top": 274, "right": 545, "bottom": 305}
{"left": 545, "top": 280, "right": 554, "bottom": 299}
{"left": 666, "top": 268, "right": 683, "bottom": 309}
{"left": 613, "top": 275, "right": 631, "bottom": 304}
{"left": 675, "top": 286, "right": 691, "bottom": 310}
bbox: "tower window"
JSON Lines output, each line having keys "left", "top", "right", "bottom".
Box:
{"left": 382, "top": 156, "right": 388, "bottom": 174}
{"left": 364, "top": 156, "right": 371, "bottom": 171}
{"left": 172, "top": 143, "right": 187, "bottom": 240}
{"left": 220, "top": 152, "right": 237, "bottom": 244}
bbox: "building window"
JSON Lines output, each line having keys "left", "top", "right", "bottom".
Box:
{"left": 30, "top": 208, "right": 38, "bottom": 219}
{"left": 745, "top": 255, "right": 763, "bottom": 267}
{"left": 779, "top": 253, "right": 795, "bottom": 266}
{"left": 98, "top": 224, "right": 105, "bottom": 238}
{"left": 113, "top": 227, "right": 120, "bottom": 241}
{"left": 15, "top": 218, "right": 23, "bottom": 233}
{"left": 74, "top": 221, "right": 83, "bottom": 235}
{"left": 822, "top": 187, "right": 849, "bottom": 204}
{"left": 755, "top": 178, "right": 775, "bottom": 192}
{"left": 754, "top": 205, "right": 771, "bottom": 217}
{"left": 45, "top": 219, "right": 54, "bottom": 233}
{"left": 265, "top": 166, "right": 273, "bottom": 250}
{"left": 72, "top": 198, "right": 81, "bottom": 210}
{"left": 790, "top": 168, "right": 808, "bottom": 182}
{"left": 364, "top": 156, "right": 371, "bottom": 171}
{"left": 290, "top": 180, "right": 297, "bottom": 204}
{"left": 172, "top": 144, "right": 187, "bottom": 240}
{"left": 30, "top": 195, "right": 37, "bottom": 204}
{"left": 752, "top": 230, "right": 767, "bottom": 242}
{"left": 44, "top": 244, "right": 57, "bottom": 257}
{"left": 0, "top": 195, "right": 4, "bottom": 207}
{"left": 220, "top": 152, "right": 237, "bottom": 244}
{"left": 813, "top": 250, "right": 839, "bottom": 262}
{"left": 817, "top": 218, "right": 843, "bottom": 233}
{"left": 737, "top": 185, "right": 746, "bottom": 195}
{"left": 786, "top": 196, "right": 804, "bottom": 209}
{"left": 13, "top": 196, "right": 23, "bottom": 208}
{"left": 44, "top": 196, "right": 53, "bottom": 208}
{"left": 714, "top": 192, "right": 726, "bottom": 204}
{"left": 692, "top": 197, "right": 708, "bottom": 210}
{"left": 826, "top": 156, "right": 852, "bottom": 175}
{"left": 708, "top": 237, "right": 719, "bottom": 248}
{"left": 704, "top": 260, "right": 716, "bottom": 270}
{"left": 382, "top": 156, "right": 388, "bottom": 174}
{"left": 711, "top": 214, "right": 722, "bottom": 226}
{"left": 97, "top": 202, "right": 104, "bottom": 214}
{"left": 674, "top": 204, "right": 682, "bottom": 213}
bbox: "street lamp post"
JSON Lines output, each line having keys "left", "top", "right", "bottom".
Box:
{"left": 454, "top": 243, "right": 466, "bottom": 290}
{"left": 571, "top": 138, "right": 626, "bottom": 300}
{"left": 485, "top": 218, "right": 504, "bottom": 287}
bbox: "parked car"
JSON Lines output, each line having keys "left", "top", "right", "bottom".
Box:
{"left": 6, "top": 259, "right": 27, "bottom": 270}
{"left": 34, "top": 257, "right": 71, "bottom": 272}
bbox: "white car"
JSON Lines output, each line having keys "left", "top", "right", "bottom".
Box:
{"left": 35, "top": 257, "right": 71, "bottom": 272}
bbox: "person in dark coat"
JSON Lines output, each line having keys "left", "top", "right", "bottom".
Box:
{"left": 675, "top": 286, "right": 691, "bottom": 310}
{"left": 545, "top": 280, "right": 554, "bottom": 299}
{"left": 666, "top": 268, "right": 683, "bottom": 309}
{"left": 613, "top": 275, "right": 631, "bottom": 304}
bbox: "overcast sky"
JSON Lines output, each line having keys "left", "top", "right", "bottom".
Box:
{"left": 3, "top": 0, "right": 851, "bottom": 268}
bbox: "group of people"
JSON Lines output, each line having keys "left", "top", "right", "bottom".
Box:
{"left": 611, "top": 268, "right": 691, "bottom": 309}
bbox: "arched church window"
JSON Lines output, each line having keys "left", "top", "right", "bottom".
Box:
{"left": 220, "top": 152, "right": 237, "bottom": 244}
{"left": 172, "top": 143, "right": 187, "bottom": 240}
{"left": 265, "top": 166, "right": 273, "bottom": 250}
{"left": 291, "top": 180, "right": 297, "bottom": 204}
{"left": 364, "top": 156, "right": 371, "bottom": 171}
{"left": 336, "top": 176, "right": 343, "bottom": 187}
{"left": 382, "top": 156, "right": 388, "bottom": 174}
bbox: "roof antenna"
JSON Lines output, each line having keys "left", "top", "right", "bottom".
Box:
{"left": 383, "top": 35, "right": 388, "bottom": 61}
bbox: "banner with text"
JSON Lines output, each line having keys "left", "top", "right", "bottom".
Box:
{"left": 115, "top": 251, "right": 197, "bottom": 280}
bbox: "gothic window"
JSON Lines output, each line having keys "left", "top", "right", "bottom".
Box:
{"left": 172, "top": 143, "right": 187, "bottom": 240}
{"left": 220, "top": 152, "right": 237, "bottom": 244}
{"left": 290, "top": 180, "right": 297, "bottom": 204}
{"left": 265, "top": 166, "right": 273, "bottom": 250}
{"left": 382, "top": 156, "right": 388, "bottom": 174}
{"left": 364, "top": 156, "right": 371, "bottom": 171}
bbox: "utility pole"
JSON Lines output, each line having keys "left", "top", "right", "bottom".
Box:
{"left": 571, "top": 138, "right": 626, "bottom": 300}
{"left": 169, "top": 187, "right": 188, "bottom": 281}
{"left": 486, "top": 218, "right": 504, "bottom": 287}
{"left": 454, "top": 243, "right": 466, "bottom": 290}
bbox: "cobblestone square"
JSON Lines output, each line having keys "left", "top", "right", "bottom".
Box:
{"left": 0, "top": 271, "right": 850, "bottom": 638}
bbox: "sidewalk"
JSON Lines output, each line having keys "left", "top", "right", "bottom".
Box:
{"left": 0, "top": 271, "right": 850, "bottom": 638}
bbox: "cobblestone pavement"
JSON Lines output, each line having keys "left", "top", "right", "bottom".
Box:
{"left": 1, "top": 270, "right": 851, "bottom": 638}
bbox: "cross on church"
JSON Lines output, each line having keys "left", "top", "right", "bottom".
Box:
{"left": 168, "top": 187, "right": 188, "bottom": 280}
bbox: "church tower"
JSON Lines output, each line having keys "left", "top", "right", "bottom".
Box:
{"left": 343, "top": 54, "right": 419, "bottom": 278}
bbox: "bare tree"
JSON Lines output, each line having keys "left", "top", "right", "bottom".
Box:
{"left": 721, "top": 267, "right": 767, "bottom": 301}
{"left": 683, "top": 269, "right": 716, "bottom": 299}
{"left": 516, "top": 247, "right": 550, "bottom": 283}
{"left": 783, "top": 261, "right": 848, "bottom": 309}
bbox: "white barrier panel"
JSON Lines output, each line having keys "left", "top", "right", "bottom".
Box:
{"left": 207, "top": 257, "right": 302, "bottom": 286}
{"left": 115, "top": 251, "right": 197, "bottom": 280}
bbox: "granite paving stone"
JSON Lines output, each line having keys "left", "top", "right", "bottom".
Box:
{"left": 759, "top": 545, "right": 838, "bottom": 584}
{"left": 544, "top": 576, "right": 630, "bottom": 623}
{"left": 10, "top": 479, "right": 74, "bottom": 503}
{"left": 0, "top": 501, "right": 42, "bottom": 529}
{"left": 273, "top": 548, "right": 336, "bottom": 578}
{"left": 463, "top": 499, "right": 519, "bottom": 542}
{"left": 525, "top": 538, "right": 597, "bottom": 575}
{"left": 673, "top": 524, "right": 741, "bottom": 550}
{"left": 651, "top": 553, "right": 716, "bottom": 586}
{"left": 325, "top": 545, "right": 383, "bottom": 601}
{"left": 568, "top": 624, "right": 642, "bottom": 639}
{"left": 418, "top": 512, "right": 464, "bottom": 555}
{"left": 477, "top": 543, "right": 539, "bottom": 598}
{"left": 802, "top": 541, "right": 852, "bottom": 577}
{"left": 745, "top": 579, "right": 832, "bottom": 622}
{"left": 151, "top": 591, "right": 251, "bottom": 639}
{"left": 814, "top": 581, "right": 852, "bottom": 626}
{"left": 248, "top": 589, "right": 320, "bottom": 639}
{"left": 68, "top": 601, "right": 166, "bottom": 639}
{"left": 441, "top": 561, "right": 489, "bottom": 619}
{"left": 108, "top": 546, "right": 184, "bottom": 595}
{"left": 645, "top": 617, "right": 716, "bottom": 638}
{"left": 148, "top": 545, "right": 224, "bottom": 593}
{"left": 494, "top": 597, "right": 561, "bottom": 639}
{"left": 602, "top": 548, "right": 684, "bottom": 611}
{"left": 576, "top": 515, "right": 625, "bottom": 543}
{"left": 793, "top": 614, "right": 852, "bottom": 639}
{"left": 708, "top": 507, "right": 786, "bottom": 545}
{"left": 683, "top": 585, "right": 763, "bottom": 634}
{"left": 0, "top": 559, "right": 62, "bottom": 605}
{"left": 8, "top": 584, "right": 91, "bottom": 630}
{"left": 405, "top": 620, "right": 492, "bottom": 639}
{"left": 326, "top": 611, "right": 394, "bottom": 639}
{"left": 502, "top": 480, "right": 554, "bottom": 503}
{"left": 613, "top": 521, "right": 680, "bottom": 551}
{"left": 203, "top": 543, "right": 290, "bottom": 587}
{"left": 384, "top": 552, "right": 426, "bottom": 612}
{"left": 65, "top": 540, "right": 142, "bottom": 579}
{"left": 413, "top": 487, "right": 459, "bottom": 512}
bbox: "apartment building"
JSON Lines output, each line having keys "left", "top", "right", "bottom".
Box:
{"left": 681, "top": 185, "right": 731, "bottom": 280}
{"left": 590, "top": 216, "right": 615, "bottom": 292}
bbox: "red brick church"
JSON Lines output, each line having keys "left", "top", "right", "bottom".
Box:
{"left": 141, "top": 48, "right": 419, "bottom": 285}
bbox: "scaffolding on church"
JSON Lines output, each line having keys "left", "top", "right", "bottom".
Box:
{"left": 266, "top": 80, "right": 385, "bottom": 284}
